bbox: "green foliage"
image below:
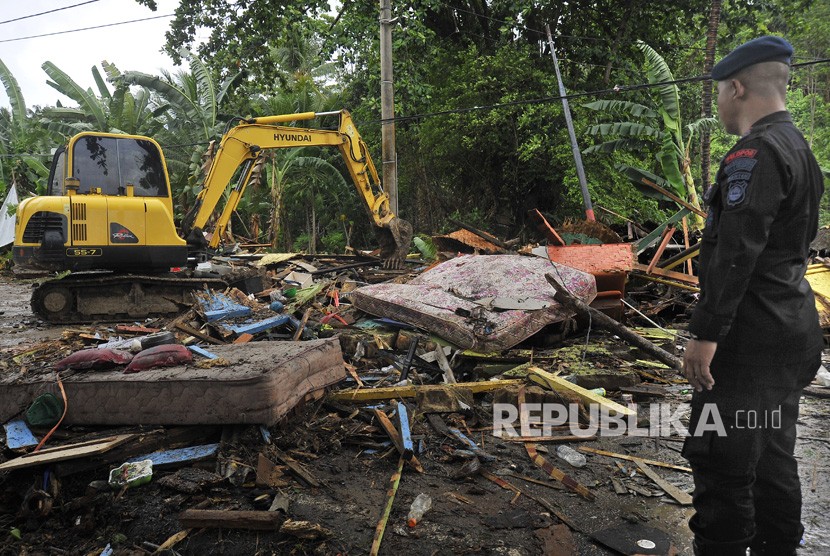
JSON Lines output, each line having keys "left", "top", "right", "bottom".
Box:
{"left": 320, "top": 231, "right": 346, "bottom": 254}
{"left": 413, "top": 235, "right": 437, "bottom": 261}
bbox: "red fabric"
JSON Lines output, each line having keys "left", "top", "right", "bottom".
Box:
{"left": 124, "top": 344, "right": 192, "bottom": 374}
{"left": 55, "top": 349, "right": 134, "bottom": 371}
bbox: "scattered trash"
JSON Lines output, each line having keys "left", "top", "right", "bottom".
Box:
{"left": 406, "top": 493, "right": 433, "bottom": 527}
{"left": 556, "top": 445, "right": 587, "bottom": 468}
{"left": 108, "top": 459, "right": 153, "bottom": 489}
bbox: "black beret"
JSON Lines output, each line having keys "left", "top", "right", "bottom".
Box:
{"left": 711, "top": 35, "right": 793, "bottom": 80}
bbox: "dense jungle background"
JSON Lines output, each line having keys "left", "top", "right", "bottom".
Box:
{"left": 2, "top": 0, "right": 829, "bottom": 254}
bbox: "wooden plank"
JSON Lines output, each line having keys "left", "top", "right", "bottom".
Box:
{"left": 372, "top": 409, "right": 424, "bottom": 473}
{"left": 528, "top": 367, "right": 635, "bottom": 417}
{"left": 631, "top": 263, "right": 700, "bottom": 285}
{"left": 525, "top": 443, "right": 595, "bottom": 501}
{"left": 115, "top": 325, "right": 161, "bottom": 335}
{"left": 233, "top": 333, "right": 254, "bottom": 344}
{"left": 188, "top": 345, "right": 219, "bottom": 359}
{"left": 395, "top": 402, "right": 414, "bottom": 459}
{"left": 634, "top": 460, "right": 692, "bottom": 505}
{"left": 577, "top": 446, "right": 691, "bottom": 473}
{"left": 329, "top": 379, "right": 523, "bottom": 403}
{"left": 174, "top": 322, "right": 226, "bottom": 345}
{"left": 54, "top": 427, "right": 219, "bottom": 476}
{"left": 610, "top": 477, "right": 628, "bottom": 495}
{"left": 0, "top": 434, "right": 136, "bottom": 471}
{"left": 229, "top": 315, "right": 290, "bottom": 336}
{"left": 272, "top": 447, "right": 321, "bottom": 487}
{"left": 498, "top": 435, "right": 597, "bottom": 443}
{"left": 178, "top": 509, "right": 282, "bottom": 530}
{"left": 292, "top": 308, "right": 313, "bottom": 341}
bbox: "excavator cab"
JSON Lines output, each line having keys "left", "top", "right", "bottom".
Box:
{"left": 13, "top": 132, "right": 188, "bottom": 274}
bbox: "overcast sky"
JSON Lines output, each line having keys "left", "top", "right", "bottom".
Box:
{"left": 0, "top": 0, "right": 183, "bottom": 109}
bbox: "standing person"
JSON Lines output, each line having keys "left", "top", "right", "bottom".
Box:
{"left": 682, "top": 36, "right": 825, "bottom": 556}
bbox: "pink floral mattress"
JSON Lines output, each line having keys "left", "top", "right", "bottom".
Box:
{"left": 351, "top": 255, "right": 596, "bottom": 352}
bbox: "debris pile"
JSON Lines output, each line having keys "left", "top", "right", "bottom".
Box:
{"left": 1, "top": 219, "right": 829, "bottom": 555}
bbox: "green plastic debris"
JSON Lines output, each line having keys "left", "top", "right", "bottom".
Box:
{"left": 25, "top": 393, "right": 64, "bottom": 428}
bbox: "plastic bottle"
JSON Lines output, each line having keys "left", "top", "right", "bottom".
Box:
{"left": 406, "top": 493, "right": 432, "bottom": 527}
{"left": 555, "top": 445, "right": 587, "bottom": 468}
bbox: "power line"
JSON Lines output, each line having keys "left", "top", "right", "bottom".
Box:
{"left": 0, "top": 13, "right": 174, "bottom": 44}
{"left": 0, "top": 0, "right": 101, "bottom": 26}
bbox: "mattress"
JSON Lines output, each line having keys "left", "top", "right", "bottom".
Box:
{"left": 351, "top": 255, "right": 596, "bottom": 352}
{"left": 0, "top": 339, "right": 345, "bottom": 426}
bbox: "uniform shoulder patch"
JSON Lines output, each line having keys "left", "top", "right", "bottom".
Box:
{"left": 723, "top": 148, "right": 758, "bottom": 208}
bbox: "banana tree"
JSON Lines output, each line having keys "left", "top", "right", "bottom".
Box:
{"left": 0, "top": 58, "right": 52, "bottom": 196}
{"left": 584, "top": 41, "right": 717, "bottom": 229}
{"left": 39, "top": 61, "right": 165, "bottom": 137}
{"left": 115, "top": 49, "right": 241, "bottom": 213}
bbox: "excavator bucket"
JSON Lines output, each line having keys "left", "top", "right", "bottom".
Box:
{"left": 377, "top": 216, "right": 414, "bottom": 270}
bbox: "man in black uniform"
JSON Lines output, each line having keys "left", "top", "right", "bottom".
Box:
{"left": 682, "top": 36, "right": 825, "bottom": 556}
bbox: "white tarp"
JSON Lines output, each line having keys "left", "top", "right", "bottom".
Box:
{"left": 0, "top": 184, "right": 18, "bottom": 247}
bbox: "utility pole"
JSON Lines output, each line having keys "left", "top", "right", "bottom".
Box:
{"left": 379, "top": 0, "right": 398, "bottom": 214}
{"left": 545, "top": 24, "right": 594, "bottom": 221}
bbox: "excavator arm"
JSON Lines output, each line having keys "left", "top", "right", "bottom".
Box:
{"left": 181, "top": 110, "right": 412, "bottom": 267}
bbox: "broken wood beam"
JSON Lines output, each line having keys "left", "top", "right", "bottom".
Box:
{"left": 329, "top": 379, "right": 523, "bottom": 403}
{"left": 634, "top": 460, "right": 692, "bottom": 505}
{"left": 372, "top": 409, "right": 424, "bottom": 472}
{"left": 528, "top": 367, "right": 635, "bottom": 417}
{"left": 174, "top": 322, "right": 226, "bottom": 345}
{"left": 394, "top": 402, "right": 414, "bottom": 460}
{"left": 497, "top": 435, "right": 597, "bottom": 443}
{"left": 178, "top": 509, "right": 282, "bottom": 530}
{"left": 272, "top": 447, "right": 321, "bottom": 487}
{"left": 292, "top": 308, "right": 313, "bottom": 341}
{"left": 525, "top": 443, "right": 595, "bottom": 501}
{"left": 577, "top": 446, "right": 691, "bottom": 473}
{"left": 545, "top": 273, "right": 683, "bottom": 370}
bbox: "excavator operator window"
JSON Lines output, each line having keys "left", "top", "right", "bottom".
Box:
{"left": 72, "top": 136, "right": 168, "bottom": 197}
{"left": 46, "top": 147, "right": 66, "bottom": 196}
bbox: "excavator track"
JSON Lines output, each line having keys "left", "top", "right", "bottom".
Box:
{"left": 31, "top": 273, "right": 228, "bottom": 324}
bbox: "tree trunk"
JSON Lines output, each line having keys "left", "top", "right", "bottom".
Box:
{"left": 270, "top": 161, "right": 283, "bottom": 248}
{"left": 700, "top": 0, "right": 722, "bottom": 193}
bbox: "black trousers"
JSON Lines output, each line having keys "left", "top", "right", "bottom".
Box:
{"left": 681, "top": 356, "right": 819, "bottom": 556}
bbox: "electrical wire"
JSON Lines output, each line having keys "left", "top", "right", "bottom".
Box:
{"left": 0, "top": 13, "right": 174, "bottom": 44}
{"left": 0, "top": 0, "right": 101, "bottom": 26}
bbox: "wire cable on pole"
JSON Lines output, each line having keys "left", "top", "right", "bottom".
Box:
{"left": 0, "top": 13, "right": 174, "bottom": 44}
{"left": 0, "top": 0, "right": 101, "bottom": 26}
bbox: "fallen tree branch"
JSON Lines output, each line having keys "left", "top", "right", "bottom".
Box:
{"left": 545, "top": 273, "right": 683, "bottom": 370}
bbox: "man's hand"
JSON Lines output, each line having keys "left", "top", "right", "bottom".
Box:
{"left": 683, "top": 339, "right": 718, "bottom": 392}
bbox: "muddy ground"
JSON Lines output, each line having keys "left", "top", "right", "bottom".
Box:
{"left": 0, "top": 274, "right": 828, "bottom": 555}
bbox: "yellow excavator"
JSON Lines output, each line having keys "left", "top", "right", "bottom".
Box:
{"left": 13, "top": 109, "right": 413, "bottom": 323}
